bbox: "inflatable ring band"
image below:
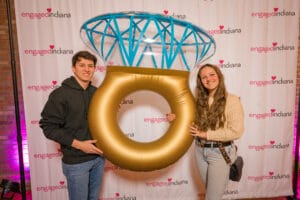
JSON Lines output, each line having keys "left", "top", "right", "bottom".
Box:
{"left": 88, "top": 66, "right": 195, "bottom": 171}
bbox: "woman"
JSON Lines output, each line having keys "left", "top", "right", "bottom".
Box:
{"left": 190, "top": 63, "right": 244, "bottom": 199}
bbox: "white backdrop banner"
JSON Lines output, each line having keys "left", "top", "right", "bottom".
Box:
{"left": 14, "top": 0, "right": 299, "bottom": 199}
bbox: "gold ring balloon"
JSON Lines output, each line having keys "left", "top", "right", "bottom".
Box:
{"left": 81, "top": 11, "right": 216, "bottom": 171}
{"left": 89, "top": 66, "right": 195, "bottom": 171}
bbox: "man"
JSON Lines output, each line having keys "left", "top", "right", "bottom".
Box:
{"left": 39, "top": 50, "right": 105, "bottom": 200}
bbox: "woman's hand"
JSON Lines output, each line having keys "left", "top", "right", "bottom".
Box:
{"left": 189, "top": 123, "right": 207, "bottom": 139}
{"left": 166, "top": 113, "right": 176, "bottom": 122}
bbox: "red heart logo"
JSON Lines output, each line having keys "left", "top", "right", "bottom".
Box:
{"left": 271, "top": 76, "right": 276, "bottom": 80}
{"left": 115, "top": 193, "right": 120, "bottom": 197}
{"left": 52, "top": 80, "right": 57, "bottom": 85}
{"left": 59, "top": 181, "right": 64, "bottom": 185}
{"left": 219, "top": 60, "right": 224, "bottom": 64}
{"left": 47, "top": 8, "right": 52, "bottom": 12}
{"left": 272, "top": 42, "right": 277, "bottom": 47}
{"left": 270, "top": 140, "right": 275, "bottom": 144}
{"left": 273, "top": 8, "right": 278, "bottom": 12}
{"left": 49, "top": 45, "right": 54, "bottom": 49}
{"left": 270, "top": 109, "right": 276, "bottom": 113}
{"left": 269, "top": 171, "right": 274, "bottom": 176}
{"left": 167, "top": 178, "right": 172, "bottom": 182}
{"left": 163, "top": 10, "right": 169, "bottom": 15}
{"left": 219, "top": 25, "right": 224, "bottom": 30}
{"left": 57, "top": 148, "right": 61, "bottom": 152}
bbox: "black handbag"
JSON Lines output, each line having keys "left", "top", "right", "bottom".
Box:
{"left": 218, "top": 143, "right": 244, "bottom": 182}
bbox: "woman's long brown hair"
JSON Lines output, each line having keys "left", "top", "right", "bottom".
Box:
{"left": 194, "top": 64, "right": 227, "bottom": 131}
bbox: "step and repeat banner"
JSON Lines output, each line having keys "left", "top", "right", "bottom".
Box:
{"left": 14, "top": 0, "right": 299, "bottom": 199}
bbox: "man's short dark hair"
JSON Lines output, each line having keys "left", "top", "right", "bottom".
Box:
{"left": 72, "top": 51, "right": 97, "bottom": 66}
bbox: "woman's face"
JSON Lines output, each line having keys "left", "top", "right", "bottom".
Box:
{"left": 199, "top": 66, "right": 219, "bottom": 93}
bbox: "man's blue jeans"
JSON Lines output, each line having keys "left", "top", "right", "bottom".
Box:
{"left": 62, "top": 156, "right": 105, "bottom": 200}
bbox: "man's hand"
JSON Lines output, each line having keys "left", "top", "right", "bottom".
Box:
{"left": 71, "top": 139, "right": 104, "bottom": 155}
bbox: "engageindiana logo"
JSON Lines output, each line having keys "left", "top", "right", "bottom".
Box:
{"left": 248, "top": 140, "right": 289, "bottom": 151}
{"left": 249, "top": 75, "right": 293, "bottom": 87}
{"left": 251, "top": 7, "right": 295, "bottom": 19}
{"left": 24, "top": 45, "right": 73, "bottom": 56}
{"left": 21, "top": 8, "right": 71, "bottom": 20}
{"left": 27, "top": 80, "right": 59, "bottom": 92}
{"left": 248, "top": 108, "right": 292, "bottom": 119}
{"left": 250, "top": 42, "right": 295, "bottom": 53}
